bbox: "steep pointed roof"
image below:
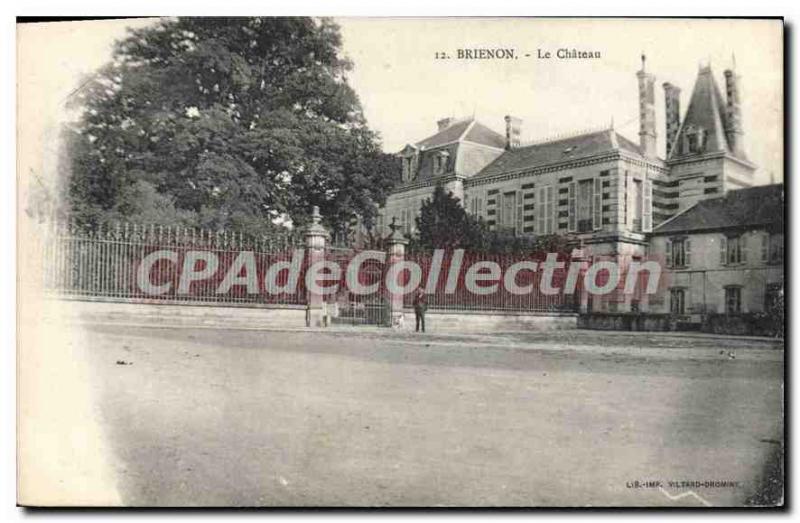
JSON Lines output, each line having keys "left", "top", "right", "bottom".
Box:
{"left": 668, "top": 66, "right": 747, "bottom": 162}
{"left": 413, "top": 118, "right": 505, "bottom": 150}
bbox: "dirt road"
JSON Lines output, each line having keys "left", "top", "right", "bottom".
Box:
{"left": 77, "top": 325, "right": 783, "bottom": 506}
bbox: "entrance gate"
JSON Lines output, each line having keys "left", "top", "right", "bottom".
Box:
{"left": 326, "top": 246, "right": 389, "bottom": 326}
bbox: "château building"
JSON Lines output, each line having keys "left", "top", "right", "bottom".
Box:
{"left": 375, "top": 55, "right": 761, "bottom": 313}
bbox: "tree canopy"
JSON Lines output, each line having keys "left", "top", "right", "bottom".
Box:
{"left": 66, "top": 17, "right": 399, "bottom": 236}
{"left": 411, "top": 185, "right": 571, "bottom": 255}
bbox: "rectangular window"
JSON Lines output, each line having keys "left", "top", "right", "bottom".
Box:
{"left": 725, "top": 287, "right": 742, "bottom": 314}
{"left": 536, "top": 186, "right": 554, "bottom": 235}
{"left": 632, "top": 179, "right": 643, "bottom": 232}
{"left": 624, "top": 171, "right": 630, "bottom": 225}
{"left": 576, "top": 179, "right": 593, "bottom": 232}
{"left": 687, "top": 133, "right": 699, "bottom": 153}
{"left": 670, "top": 288, "right": 686, "bottom": 315}
{"left": 402, "top": 158, "right": 412, "bottom": 181}
{"left": 470, "top": 195, "right": 484, "bottom": 218}
{"left": 769, "top": 233, "right": 784, "bottom": 264}
{"left": 724, "top": 235, "right": 745, "bottom": 265}
{"left": 593, "top": 178, "right": 602, "bottom": 230}
{"left": 642, "top": 179, "right": 653, "bottom": 232}
{"left": 567, "top": 181, "right": 577, "bottom": 232}
{"left": 667, "top": 238, "right": 692, "bottom": 268}
{"left": 500, "top": 191, "right": 516, "bottom": 230}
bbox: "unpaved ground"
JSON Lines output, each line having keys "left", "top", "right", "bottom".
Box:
{"left": 77, "top": 325, "right": 783, "bottom": 507}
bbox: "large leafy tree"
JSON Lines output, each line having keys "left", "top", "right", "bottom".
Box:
{"left": 66, "top": 17, "right": 399, "bottom": 235}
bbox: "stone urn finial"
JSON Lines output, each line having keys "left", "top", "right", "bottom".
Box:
{"left": 387, "top": 216, "right": 408, "bottom": 245}
{"left": 305, "top": 205, "right": 328, "bottom": 239}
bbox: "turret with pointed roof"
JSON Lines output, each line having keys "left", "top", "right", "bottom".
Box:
{"left": 664, "top": 63, "right": 756, "bottom": 210}
{"left": 668, "top": 65, "right": 750, "bottom": 163}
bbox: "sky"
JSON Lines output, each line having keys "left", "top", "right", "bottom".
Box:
{"left": 18, "top": 17, "right": 783, "bottom": 186}
{"left": 336, "top": 18, "right": 782, "bottom": 184}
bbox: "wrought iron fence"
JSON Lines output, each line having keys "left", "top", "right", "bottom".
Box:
{"left": 403, "top": 251, "right": 578, "bottom": 313}
{"left": 42, "top": 222, "right": 582, "bottom": 314}
{"left": 42, "top": 222, "right": 307, "bottom": 306}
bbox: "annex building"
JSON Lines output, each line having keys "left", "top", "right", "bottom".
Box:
{"left": 376, "top": 56, "right": 766, "bottom": 314}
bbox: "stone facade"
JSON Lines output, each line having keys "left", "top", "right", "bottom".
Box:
{"left": 648, "top": 184, "right": 784, "bottom": 317}
{"left": 372, "top": 55, "right": 766, "bottom": 313}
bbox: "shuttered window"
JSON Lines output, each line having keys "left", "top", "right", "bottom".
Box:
{"left": 665, "top": 239, "right": 673, "bottom": 268}
{"left": 567, "top": 181, "right": 577, "bottom": 232}
{"left": 536, "top": 186, "right": 554, "bottom": 235}
{"left": 643, "top": 178, "right": 653, "bottom": 232}
{"left": 593, "top": 177, "right": 602, "bottom": 230}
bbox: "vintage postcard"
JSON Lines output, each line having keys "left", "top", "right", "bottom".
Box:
{"left": 16, "top": 17, "right": 784, "bottom": 507}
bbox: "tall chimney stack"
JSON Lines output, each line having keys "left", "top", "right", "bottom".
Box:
{"left": 437, "top": 117, "right": 454, "bottom": 132}
{"left": 663, "top": 82, "right": 681, "bottom": 157}
{"left": 637, "top": 54, "right": 657, "bottom": 158}
{"left": 504, "top": 115, "right": 522, "bottom": 150}
{"left": 723, "top": 68, "right": 745, "bottom": 157}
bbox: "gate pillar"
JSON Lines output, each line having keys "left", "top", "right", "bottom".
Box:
{"left": 571, "top": 247, "right": 590, "bottom": 314}
{"left": 386, "top": 219, "right": 408, "bottom": 328}
{"left": 305, "top": 206, "right": 329, "bottom": 327}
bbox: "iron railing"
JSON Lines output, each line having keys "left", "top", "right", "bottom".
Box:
{"left": 42, "top": 222, "right": 306, "bottom": 306}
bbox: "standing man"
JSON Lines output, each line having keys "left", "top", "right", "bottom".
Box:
{"left": 413, "top": 288, "right": 428, "bottom": 333}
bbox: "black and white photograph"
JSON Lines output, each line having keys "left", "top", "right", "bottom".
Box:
{"left": 14, "top": 16, "right": 785, "bottom": 508}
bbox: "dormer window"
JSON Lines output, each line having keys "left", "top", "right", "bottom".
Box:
{"left": 402, "top": 157, "right": 413, "bottom": 181}
{"left": 434, "top": 150, "right": 450, "bottom": 175}
{"left": 399, "top": 144, "right": 420, "bottom": 182}
{"left": 684, "top": 126, "right": 708, "bottom": 154}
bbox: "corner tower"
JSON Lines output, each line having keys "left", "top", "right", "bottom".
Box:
{"left": 664, "top": 63, "right": 756, "bottom": 213}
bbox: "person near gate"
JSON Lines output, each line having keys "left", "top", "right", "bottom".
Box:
{"left": 413, "top": 288, "right": 427, "bottom": 333}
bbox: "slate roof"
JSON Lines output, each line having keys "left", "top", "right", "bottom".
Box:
{"left": 668, "top": 66, "right": 748, "bottom": 162}
{"left": 414, "top": 118, "right": 505, "bottom": 150}
{"left": 652, "top": 184, "right": 784, "bottom": 235}
{"left": 463, "top": 121, "right": 507, "bottom": 149}
{"left": 473, "top": 129, "right": 642, "bottom": 179}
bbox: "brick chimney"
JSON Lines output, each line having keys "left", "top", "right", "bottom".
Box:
{"left": 663, "top": 82, "right": 681, "bottom": 156}
{"left": 637, "top": 54, "right": 657, "bottom": 158}
{"left": 504, "top": 115, "right": 522, "bottom": 150}
{"left": 724, "top": 68, "right": 745, "bottom": 157}
{"left": 437, "top": 117, "right": 454, "bottom": 132}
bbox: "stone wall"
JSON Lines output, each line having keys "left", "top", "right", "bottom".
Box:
{"left": 579, "top": 312, "right": 783, "bottom": 337}
{"left": 48, "top": 298, "right": 308, "bottom": 330}
{"left": 401, "top": 309, "right": 578, "bottom": 333}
